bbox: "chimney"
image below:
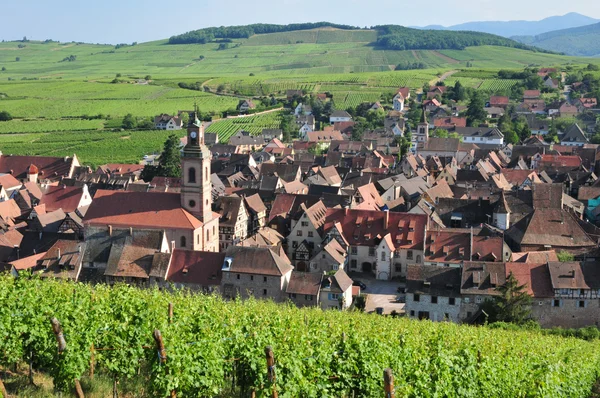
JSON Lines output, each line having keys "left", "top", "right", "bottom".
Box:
{"left": 129, "top": 227, "right": 133, "bottom": 236}
{"left": 171, "top": 241, "right": 176, "bottom": 252}
{"left": 57, "top": 248, "right": 61, "bottom": 260}
{"left": 108, "top": 225, "right": 113, "bottom": 236}
{"left": 384, "top": 211, "right": 389, "bottom": 230}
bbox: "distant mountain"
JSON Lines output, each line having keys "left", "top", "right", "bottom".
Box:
{"left": 512, "top": 22, "right": 600, "bottom": 56}
{"left": 412, "top": 13, "right": 599, "bottom": 38}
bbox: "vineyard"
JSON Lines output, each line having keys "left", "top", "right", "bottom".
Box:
{"left": 206, "top": 111, "right": 284, "bottom": 143}
{"left": 0, "top": 276, "right": 600, "bottom": 397}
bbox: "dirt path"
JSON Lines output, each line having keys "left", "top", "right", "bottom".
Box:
{"left": 411, "top": 50, "right": 421, "bottom": 60}
{"left": 427, "top": 70, "right": 458, "bottom": 87}
{"left": 178, "top": 61, "right": 198, "bottom": 73}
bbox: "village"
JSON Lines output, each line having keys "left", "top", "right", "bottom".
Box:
{"left": 0, "top": 66, "right": 599, "bottom": 330}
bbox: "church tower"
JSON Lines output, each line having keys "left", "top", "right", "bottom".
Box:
{"left": 417, "top": 107, "right": 429, "bottom": 142}
{"left": 180, "top": 111, "right": 219, "bottom": 252}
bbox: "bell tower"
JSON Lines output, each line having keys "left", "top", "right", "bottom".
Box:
{"left": 180, "top": 110, "right": 213, "bottom": 225}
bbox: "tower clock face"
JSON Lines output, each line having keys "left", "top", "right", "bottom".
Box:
{"left": 190, "top": 132, "right": 197, "bottom": 139}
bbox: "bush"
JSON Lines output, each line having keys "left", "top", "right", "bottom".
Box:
{"left": 122, "top": 113, "right": 137, "bottom": 129}
{"left": 0, "top": 111, "right": 13, "bottom": 121}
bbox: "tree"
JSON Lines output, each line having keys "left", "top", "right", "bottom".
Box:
{"left": 466, "top": 91, "right": 486, "bottom": 126}
{"left": 0, "top": 111, "right": 12, "bottom": 121}
{"left": 15, "top": 57, "right": 20, "bottom": 62}
{"left": 279, "top": 114, "right": 296, "bottom": 142}
{"left": 1, "top": 67, "right": 5, "bottom": 71}
{"left": 433, "top": 129, "right": 449, "bottom": 138}
{"left": 145, "top": 75, "right": 152, "bottom": 80}
{"left": 489, "top": 272, "right": 532, "bottom": 324}
{"left": 518, "top": 124, "right": 531, "bottom": 142}
{"left": 452, "top": 80, "right": 466, "bottom": 102}
{"left": 504, "top": 129, "right": 520, "bottom": 145}
{"left": 140, "top": 165, "right": 159, "bottom": 182}
{"left": 122, "top": 114, "right": 137, "bottom": 129}
{"left": 557, "top": 250, "right": 574, "bottom": 262}
{"left": 157, "top": 134, "right": 182, "bottom": 178}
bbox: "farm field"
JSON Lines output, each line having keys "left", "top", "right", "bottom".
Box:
{"left": 206, "top": 111, "right": 285, "bottom": 143}
{"left": 0, "top": 129, "right": 184, "bottom": 167}
{"left": 1, "top": 277, "right": 600, "bottom": 397}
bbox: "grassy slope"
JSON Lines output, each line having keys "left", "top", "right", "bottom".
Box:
{"left": 513, "top": 22, "right": 600, "bottom": 57}
{"left": 0, "top": 30, "right": 598, "bottom": 166}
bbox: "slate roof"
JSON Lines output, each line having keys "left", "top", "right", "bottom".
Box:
{"left": 215, "top": 196, "right": 245, "bottom": 228}
{"left": 460, "top": 261, "right": 506, "bottom": 296}
{"left": 406, "top": 265, "right": 461, "bottom": 297}
{"left": 323, "top": 269, "right": 353, "bottom": 293}
{"left": 36, "top": 240, "right": 85, "bottom": 280}
{"left": 453, "top": 127, "right": 503, "bottom": 139}
{"left": 561, "top": 124, "right": 589, "bottom": 144}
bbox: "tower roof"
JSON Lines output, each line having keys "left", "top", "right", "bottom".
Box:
{"left": 494, "top": 191, "right": 510, "bottom": 214}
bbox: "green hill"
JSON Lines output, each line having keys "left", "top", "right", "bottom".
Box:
{"left": 1, "top": 276, "right": 600, "bottom": 397}
{"left": 513, "top": 22, "right": 600, "bottom": 56}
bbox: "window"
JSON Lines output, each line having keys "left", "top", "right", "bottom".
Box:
{"left": 305, "top": 295, "right": 313, "bottom": 301}
{"left": 188, "top": 168, "right": 196, "bottom": 183}
{"left": 180, "top": 236, "right": 187, "bottom": 247}
{"left": 263, "top": 276, "right": 267, "bottom": 283}
{"left": 351, "top": 246, "right": 358, "bottom": 255}
{"left": 308, "top": 231, "right": 314, "bottom": 237}
{"left": 381, "top": 252, "right": 386, "bottom": 261}
{"left": 350, "top": 259, "right": 357, "bottom": 269}
{"left": 475, "top": 297, "right": 482, "bottom": 304}
{"left": 289, "top": 293, "right": 297, "bottom": 299}
{"left": 297, "top": 230, "right": 303, "bottom": 237}
{"left": 329, "top": 293, "right": 340, "bottom": 300}
{"left": 431, "top": 296, "right": 438, "bottom": 304}
{"left": 407, "top": 250, "right": 413, "bottom": 260}
{"left": 301, "top": 221, "right": 309, "bottom": 227}
{"left": 444, "top": 313, "right": 450, "bottom": 319}
{"left": 410, "top": 310, "right": 415, "bottom": 317}
{"left": 578, "top": 300, "right": 586, "bottom": 308}
{"left": 206, "top": 230, "right": 210, "bottom": 242}
{"left": 552, "top": 299, "right": 561, "bottom": 307}
{"left": 416, "top": 255, "right": 421, "bottom": 263}
{"left": 395, "top": 264, "right": 402, "bottom": 272}
{"left": 250, "top": 275, "right": 254, "bottom": 281}
{"left": 414, "top": 294, "right": 420, "bottom": 302}
{"left": 263, "top": 289, "right": 267, "bottom": 296}
{"left": 205, "top": 167, "right": 208, "bottom": 180}
{"left": 236, "top": 274, "right": 240, "bottom": 280}
{"left": 189, "top": 200, "right": 196, "bottom": 208}
{"left": 580, "top": 289, "right": 586, "bottom": 296}
{"left": 369, "top": 247, "right": 375, "bottom": 257}
{"left": 322, "top": 254, "right": 326, "bottom": 259}
{"left": 449, "top": 297, "right": 455, "bottom": 305}
{"left": 292, "top": 241, "right": 298, "bottom": 248}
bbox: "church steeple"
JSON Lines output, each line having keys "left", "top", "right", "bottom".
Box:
{"left": 417, "top": 106, "right": 429, "bottom": 141}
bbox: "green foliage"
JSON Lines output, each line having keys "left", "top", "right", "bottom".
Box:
{"left": 488, "top": 273, "right": 533, "bottom": 325}
{"left": 0, "top": 110, "right": 13, "bottom": 121}
{"left": 466, "top": 91, "right": 486, "bottom": 126}
{"left": 156, "top": 134, "right": 181, "bottom": 178}
{"left": 279, "top": 114, "right": 295, "bottom": 142}
{"left": 557, "top": 250, "right": 575, "bottom": 262}
{"left": 1, "top": 276, "right": 600, "bottom": 397}
{"left": 60, "top": 55, "right": 77, "bottom": 62}
{"left": 121, "top": 113, "right": 137, "bottom": 129}
{"left": 374, "top": 25, "right": 551, "bottom": 52}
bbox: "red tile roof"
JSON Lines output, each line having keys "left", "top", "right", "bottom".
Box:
{"left": 505, "top": 262, "right": 553, "bottom": 297}
{"left": 99, "top": 163, "right": 145, "bottom": 175}
{"left": 539, "top": 155, "right": 582, "bottom": 169}
{"left": 84, "top": 190, "right": 202, "bottom": 230}
{"left": 0, "top": 155, "right": 76, "bottom": 181}
{"left": 490, "top": 96, "right": 509, "bottom": 106}
{"left": 433, "top": 117, "right": 467, "bottom": 128}
{"left": 286, "top": 271, "right": 322, "bottom": 295}
{"left": 324, "top": 209, "right": 426, "bottom": 249}
{"left": 425, "top": 228, "right": 503, "bottom": 263}
{"left": 396, "top": 87, "right": 410, "bottom": 99}
{"left": 523, "top": 90, "right": 541, "bottom": 99}
{"left": 500, "top": 169, "right": 541, "bottom": 186}
{"left": 0, "top": 173, "right": 22, "bottom": 189}
{"left": 40, "top": 185, "right": 86, "bottom": 213}
{"left": 167, "top": 249, "right": 225, "bottom": 287}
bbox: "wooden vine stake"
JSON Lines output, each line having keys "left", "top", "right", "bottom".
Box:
{"left": 153, "top": 329, "right": 176, "bottom": 398}
{"left": 265, "top": 346, "right": 278, "bottom": 398}
{"left": 384, "top": 368, "right": 395, "bottom": 398}
{"left": 50, "top": 318, "right": 85, "bottom": 398}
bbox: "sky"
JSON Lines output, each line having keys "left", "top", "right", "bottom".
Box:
{"left": 2, "top": 0, "right": 600, "bottom": 44}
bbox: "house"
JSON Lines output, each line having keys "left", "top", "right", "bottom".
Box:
{"left": 33, "top": 240, "right": 86, "bottom": 281}
{"left": 329, "top": 110, "right": 353, "bottom": 124}
{"left": 286, "top": 89, "right": 303, "bottom": 100}
{"left": 575, "top": 97, "right": 598, "bottom": 112}
{"left": 40, "top": 184, "right": 92, "bottom": 214}
{"left": 560, "top": 124, "right": 589, "bottom": 147}
{"left": 215, "top": 196, "right": 249, "bottom": 250}
{"left": 523, "top": 90, "right": 541, "bottom": 100}
{"left": 228, "top": 131, "right": 265, "bottom": 153}
{"left": 433, "top": 117, "right": 467, "bottom": 129}
{"left": 320, "top": 269, "right": 353, "bottom": 310}
{"left": 418, "top": 138, "right": 476, "bottom": 165}
{"left": 452, "top": 127, "right": 504, "bottom": 146}
{"left": 543, "top": 76, "right": 560, "bottom": 89}
{"left": 286, "top": 271, "right": 322, "bottom": 307}
{"left": 286, "top": 201, "right": 327, "bottom": 269}
{"left": 427, "top": 86, "right": 447, "bottom": 99}
{"left": 460, "top": 261, "right": 506, "bottom": 321}
{"left": 305, "top": 130, "right": 345, "bottom": 145}
{"left": 323, "top": 209, "right": 427, "bottom": 279}
{"left": 0, "top": 174, "right": 23, "bottom": 199}
{"left": 237, "top": 100, "right": 256, "bottom": 113}
{"left": 308, "top": 238, "right": 347, "bottom": 274}
{"left": 243, "top": 193, "right": 267, "bottom": 235}
{"left": 166, "top": 249, "right": 225, "bottom": 292}
{"left": 489, "top": 96, "right": 509, "bottom": 109}
{"left": 220, "top": 246, "right": 293, "bottom": 302}
{"left": 422, "top": 99, "right": 442, "bottom": 112}
{"left": 392, "top": 87, "right": 410, "bottom": 112}
{"left": 485, "top": 107, "right": 505, "bottom": 119}
{"left": 154, "top": 114, "right": 183, "bottom": 130}
{"left": 405, "top": 265, "right": 462, "bottom": 322}
{"left": 559, "top": 102, "right": 579, "bottom": 118}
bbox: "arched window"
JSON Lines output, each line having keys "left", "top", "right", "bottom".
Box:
{"left": 206, "top": 229, "right": 210, "bottom": 241}
{"left": 188, "top": 168, "right": 196, "bottom": 183}
{"left": 180, "top": 236, "right": 187, "bottom": 248}
{"left": 416, "top": 255, "right": 422, "bottom": 264}
{"left": 205, "top": 167, "right": 208, "bottom": 180}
